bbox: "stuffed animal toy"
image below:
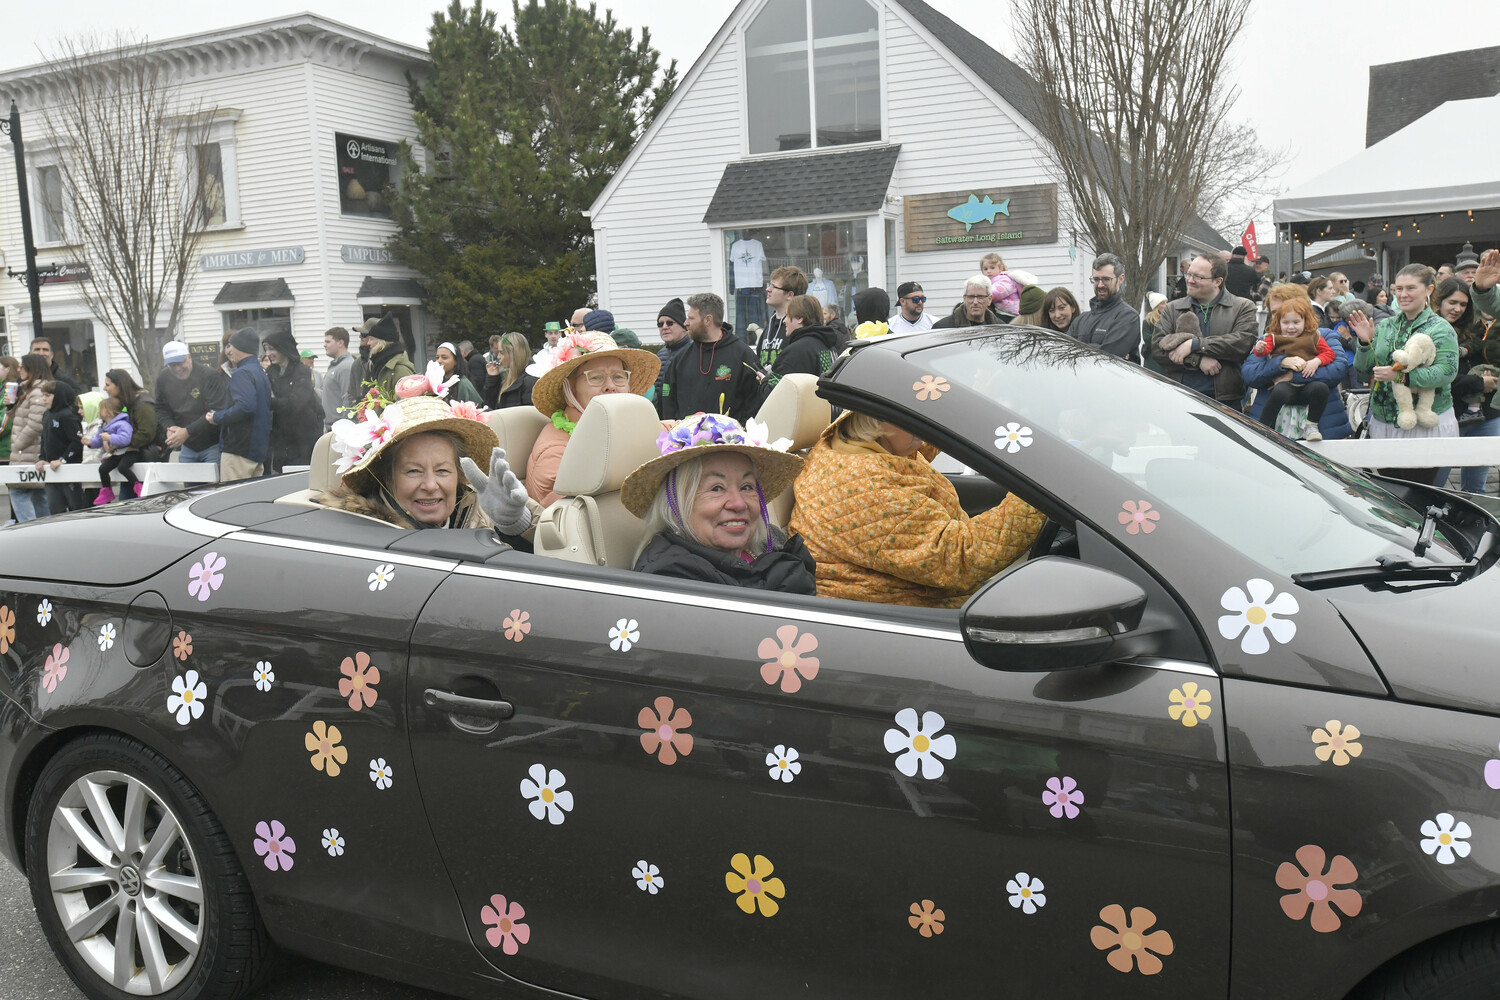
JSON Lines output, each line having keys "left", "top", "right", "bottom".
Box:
{"left": 1390, "top": 332, "right": 1438, "bottom": 430}
{"left": 1157, "top": 313, "right": 1200, "bottom": 357}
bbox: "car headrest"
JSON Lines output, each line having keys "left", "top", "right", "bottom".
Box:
{"left": 308, "top": 432, "right": 339, "bottom": 491}
{"left": 553, "top": 393, "right": 664, "bottom": 497}
{"left": 756, "top": 372, "right": 831, "bottom": 451}
{"left": 487, "top": 407, "right": 549, "bottom": 472}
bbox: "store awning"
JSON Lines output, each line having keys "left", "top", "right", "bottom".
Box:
{"left": 356, "top": 277, "right": 425, "bottom": 305}
{"left": 703, "top": 144, "right": 902, "bottom": 225}
{"left": 1274, "top": 94, "right": 1500, "bottom": 228}
{"left": 213, "top": 278, "right": 294, "bottom": 310}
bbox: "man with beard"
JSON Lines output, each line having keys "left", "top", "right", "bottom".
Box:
{"left": 657, "top": 292, "right": 763, "bottom": 423}
{"left": 653, "top": 297, "right": 690, "bottom": 400}
{"left": 1070, "top": 253, "right": 1142, "bottom": 362}
{"left": 157, "top": 340, "right": 229, "bottom": 465}
{"left": 357, "top": 313, "right": 415, "bottom": 398}
{"left": 889, "top": 282, "right": 934, "bottom": 333}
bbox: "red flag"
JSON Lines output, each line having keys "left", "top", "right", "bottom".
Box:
{"left": 1241, "top": 221, "right": 1259, "bottom": 260}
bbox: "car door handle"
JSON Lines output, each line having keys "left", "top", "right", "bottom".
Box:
{"left": 423, "top": 689, "right": 516, "bottom": 720}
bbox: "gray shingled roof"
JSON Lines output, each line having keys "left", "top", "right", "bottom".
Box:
{"left": 212, "top": 278, "right": 293, "bottom": 305}
{"left": 1367, "top": 46, "right": 1500, "bottom": 147}
{"left": 356, "top": 277, "right": 426, "bottom": 300}
{"left": 702, "top": 145, "right": 901, "bottom": 225}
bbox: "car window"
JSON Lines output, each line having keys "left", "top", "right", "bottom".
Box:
{"left": 918, "top": 336, "right": 1465, "bottom": 577}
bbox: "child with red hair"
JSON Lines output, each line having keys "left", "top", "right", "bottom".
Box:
{"left": 1249, "top": 297, "right": 1337, "bottom": 441}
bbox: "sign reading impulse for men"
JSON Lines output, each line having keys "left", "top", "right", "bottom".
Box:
{"left": 201, "top": 246, "right": 305, "bottom": 271}
{"left": 903, "top": 184, "right": 1058, "bottom": 253}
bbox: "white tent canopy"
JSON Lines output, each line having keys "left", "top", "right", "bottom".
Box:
{"left": 1274, "top": 94, "right": 1500, "bottom": 224}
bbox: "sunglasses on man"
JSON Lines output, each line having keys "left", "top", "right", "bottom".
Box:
{"left": 903, "top": 295, "right": 926, "bottom": 304}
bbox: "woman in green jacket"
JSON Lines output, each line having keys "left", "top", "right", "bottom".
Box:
{"left": 1348, "top": 263, "right": 1459, "bottom": 485}
{"left": 434, "top": 343, "right": 484, "bottom": 405}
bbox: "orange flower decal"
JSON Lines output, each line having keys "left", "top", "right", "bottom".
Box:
{"left": 0, "top": 605, "right": 13, "bottom": 654}
{"left": 338, "top": 652, "right": 380, "bottom": 711}
{"left": 1276, "top": 845, "right": 1362, "bottom": 933}
{"left": 908, "top": 899, "right": 944, "bottom": 937}
{"left": 503, "top": 610, "right": 531, "bottom": 642}
{"left": 1118, "top": 500, "right": 1160, "bottom": 535}
{"left": 638, "top": 696, "right": 693, "bottom": 765}
{"left": 1090, "top": 904, "right": 1174, "bottom": 975}
{"left": 913, "top": 375, "right": 950, "bottom": 401}
{"left": 757, "top": 625, "right": 820, "bottom": 693}
{"left": 1311, "top": 721, "right": 1362, "bottom": 766}
{"left": 305, "top": 720, "right": 349, "bottom": 776}
{"left": 172, "top": 631, "right": 193, "bottom": 660}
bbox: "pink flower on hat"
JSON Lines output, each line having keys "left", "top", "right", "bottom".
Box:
{"left": 448, "top": 400, "right": 484, "bottom": 422}
{"left": 552, "top": 332, "right": 601, "bottom": 365}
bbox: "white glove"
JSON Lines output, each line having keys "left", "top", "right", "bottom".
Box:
{"left": 461, "top": 447, "right": 532, "bottom": 536}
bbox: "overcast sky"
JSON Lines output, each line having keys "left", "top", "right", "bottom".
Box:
{"left": 4, "top": 1, "right": 1499, "bottom": 238}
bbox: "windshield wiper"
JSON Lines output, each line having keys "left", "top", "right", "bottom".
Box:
{"left": 1292, "top": 553, "right": 1474, "bottom": 590}
{"left": 1413, "top": 504, "right": 1448, "bottom": 557}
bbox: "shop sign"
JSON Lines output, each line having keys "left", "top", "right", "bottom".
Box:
{"left": 903, "top": 184, "right": 1058, "bottom": 253}
{"left": 200, "top": 246, "right": 305, "bottom": 271}
{"left": 189, "top": 342, "right": 223, "bottom": 369}
{"left": 341, "top": 245, "right": 397, "bottom": 264}
{"left": 336, "top": 132, "right": 401, "bottom": 218}
{"left": 39, "top": 261, "right": 90, "bottom": 284}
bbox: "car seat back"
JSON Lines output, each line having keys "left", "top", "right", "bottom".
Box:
{"left": 488, "top": 407, "right": 549, "bottom": 482}
{"left": 754, "top": 373, "right": 831, "bottom": 525}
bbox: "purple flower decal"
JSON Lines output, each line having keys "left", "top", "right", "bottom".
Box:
{"left": 188, "top": 551, "right": 226, "bottom": 602}
{"left": 1042, "top": 776, "right": 1084, "bottom": 819}
{"left": 253, "top": 820, "right": 296, "bottom": 871}
{"left": 1486, "top": 749, "right": 1500, "bottom": 790}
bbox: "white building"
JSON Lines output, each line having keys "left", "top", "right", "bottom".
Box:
{"left": 588, "top": 0, "right": 1227, "bottom": 339}
{"left": 0, "top": 15, "right": 433, "bottom": 389}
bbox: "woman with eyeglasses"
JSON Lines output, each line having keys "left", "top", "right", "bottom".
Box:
{"left": 524, "top": 332, "right": 662, "bottom": 507}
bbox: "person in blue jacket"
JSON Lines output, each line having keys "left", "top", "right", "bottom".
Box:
{"left": 206, "top": 327, "right": 272, "bottom": 481}
{"left": 1241, "top": 303, "right": 1352, "bottom": 441}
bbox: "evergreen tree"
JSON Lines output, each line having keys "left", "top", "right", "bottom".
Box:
{"left": 391, "top": 0, "right": 676, "bottom": 341}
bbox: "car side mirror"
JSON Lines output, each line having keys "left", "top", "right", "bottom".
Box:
{"left": 961, "top": 557, "right": 1155, "bottom": 671}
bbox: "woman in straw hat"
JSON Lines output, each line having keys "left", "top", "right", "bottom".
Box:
{"left": 622, "top": 413, "right": 815, "bottom": 593}
{"left": 525, "top": 331, "right": 661, "bottom": 507}
{"left": 320, "top": 393, "right": 535, "bottom": 537}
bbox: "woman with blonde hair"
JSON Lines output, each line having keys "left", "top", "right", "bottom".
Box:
{"left": 483, "top": 331, "right": 538, "bottom": 409}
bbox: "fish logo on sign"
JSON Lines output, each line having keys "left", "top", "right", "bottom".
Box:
{"left": 947, "top": 194, "right": 1011, "bottom": 231}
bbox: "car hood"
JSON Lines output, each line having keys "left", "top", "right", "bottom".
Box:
{"left": 0, "top": 494, "right": 212, "bottom": 587}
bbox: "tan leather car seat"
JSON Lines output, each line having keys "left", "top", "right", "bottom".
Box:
{"left": 532, "top": 394, "right": 664, "bottom": 567}
{"left": 488, "top": 407, "right": 549, "bottom": 484}
{"left": 754, "top": 373, "right": 831, "bottom": 525}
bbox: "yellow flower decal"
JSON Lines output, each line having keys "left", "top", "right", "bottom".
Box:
{"left": 305, "top": 720, "right": 349, "bottom": 777}
{"left": 725, "top": 853, "right": 785, "bottom": 917}
{"left": 1312, "top": 721, "right": 1362, "bottom": 765}
{"left": 1167, "top": 681, "right": 1212, "bottom": 728}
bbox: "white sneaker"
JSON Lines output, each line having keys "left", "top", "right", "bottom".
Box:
{"left": 1302, "top": 422, "right": 1323, "bottom": 442}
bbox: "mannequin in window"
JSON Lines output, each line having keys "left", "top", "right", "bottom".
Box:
{"left": 807, "top": 267, "right": 838, "bottom": 308}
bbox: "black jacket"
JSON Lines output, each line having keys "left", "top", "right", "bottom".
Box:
{"left": 465, "top": 350, "right": 489, "bottom": 388}
{"left": 757, "top": 313, "right": 789, "bottom": 369}
{"left": 47, "top": 362, "right": 80, "bottom": 396}
{"left": 39, "top": 383, "right": 82, "bottom": 463}
{"left": 770, "top": 324, "right": 840, "bottom": 381}
{"left": 264, "top": 360, "right": 322, "bottom": 473}
{"left": 658, "top": 330, "right": 765, "bottom": 423}
{"left": 483, "top": 370, "right": 538, "bottom": 410}
{"left": 633, "top": 527, "right": 816, "bottom": 594}
{"left": 154, "top": 363, "right": 230, "bottom": 452}
{"left": 1225, "top": 257, "right": 1258, "bottom": 299}
{"left": 1070, "top": 292, "right": 1142, "bottom": 362}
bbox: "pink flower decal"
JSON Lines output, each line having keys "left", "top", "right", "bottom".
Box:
{"left": 638, "top": 696, "right": 694, "bottom": 765}
{"left": 1118, "top": 500, "right": 1160, "bottom": 535}
{"left": 188, "top": 551, "right": 226, "bottom": 602}
{"left": 1485, "top": 746, "right": 1500, "bottom": 790}
{"left": 1276, "top": 845, "right": 1362, "bottom": 933}
{"left": 913, "top": 375, "right": 950, "bottom": 401}
{"left": 757, "top": 625, "right": 820, "bottom": 693}
{"left": 172, "top": 631, "right": 193, "bottom": 661}
{"left": 1042, "top": 775, "right": 1084, "bottom": 819}
{"left": 481, "top": 894, "right": 530, "bottom": 954}
{"left": 503, "top": 610, "right": 531, "bottom": 642}
{"left": 253, "top": 820, "right": 296, "bottom": 871}
{"left": 338, "top": 652, "right": 379, "bottom": 711}
{"left": 41, "top": 644, "right": 69, "bottom": 693}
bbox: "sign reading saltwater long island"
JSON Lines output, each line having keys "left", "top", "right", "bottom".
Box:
{"left": 903, "top": 184, "right": 1058, "bottom": 253}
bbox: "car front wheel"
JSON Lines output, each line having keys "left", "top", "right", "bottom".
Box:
{"left": 24, "top": 733, "right": 274, "bottom": 1000}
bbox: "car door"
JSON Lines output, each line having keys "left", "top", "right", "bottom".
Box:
{"left": 408, "top": 555, "right": 1231, "bottom": 999}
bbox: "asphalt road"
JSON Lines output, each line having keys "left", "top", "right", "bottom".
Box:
{"left": 0, "top": 856, "right": 455, "bottom": 1000}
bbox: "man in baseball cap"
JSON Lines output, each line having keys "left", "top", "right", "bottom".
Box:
{"left": 890, "top": 281, "right": 934, "bottom": 333}
{"left": 156, "top": 340, "right": 229, "bottom": 466}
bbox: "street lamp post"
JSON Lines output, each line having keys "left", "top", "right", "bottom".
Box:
{"left": 1, "top": 100, "right": 46, "bottom": 340}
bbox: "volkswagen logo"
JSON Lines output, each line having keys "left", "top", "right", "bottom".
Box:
{"left": 119, "top": 865, "right": 141, "bottom": 897}
{"left": 346, "top": 140, "right": 361, "bottom": 160}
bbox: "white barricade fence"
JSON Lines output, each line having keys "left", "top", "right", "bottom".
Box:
{"left": 0, "top": 463, "right": 219, "bottom": 498}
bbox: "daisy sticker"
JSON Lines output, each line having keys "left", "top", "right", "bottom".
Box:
{"left": 36, "top": 599, "right": 52, "bottom": 627}
{"left": 633, "top": 861, "right": 663, "bottom": 894}
{"left": 884, "top": 708, "right": 956, "bottom": 779}
{"left": 520, "top": 763, "right": 573, "bottom": 824}
{"left": 97, "top": 623, "right": 116, "bottom": 652}
{"left": 188, "top": 552, "right": 226, "bottom": 602}
{"left": 253, "top": 661, "right": 276, "bottom": 692}
{"left": 367, "top": 564, "right": 396, "bottom": 591}
{"left": 609, "top": 618, "right": 640, "bottom": 652}
{"left": 766, "top": 745, "right": 801, "bottom": 783}
{"left": 1218, "top": 578, "right": 1298, "bottom": 654}
{"left": 369, "top": 758, "right": 394, "bottom": 791}
{"left": 322, "top": 828, "right": 346, "bottom": 857}
{"left": 167, "top": 669, "right": 207, "bottom": 725}
{"left": 1007, "top": 873, "right": 1046, "bottom": 914}
{"left": 1420, "top": 812, "right": 1472, "bottom": 865}
{"left": 995, "top": 422, "right": 1034, "bottom": 454}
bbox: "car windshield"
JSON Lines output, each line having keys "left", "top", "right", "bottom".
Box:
{"left": 917, "top": 333, "right": 1465, "bottom": 575}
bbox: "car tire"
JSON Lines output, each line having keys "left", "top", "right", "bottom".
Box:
{"left": 23, "top": 733, "right": 276, "bottom": 1000}
{"left": 1352, "top": 921, "right": 1500, "bottom": 1000}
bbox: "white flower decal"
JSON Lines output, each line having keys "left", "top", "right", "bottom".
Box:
{"left": 188, "top": 551, "right": 226, "bottom": 602}
{"left": 1006, "top": 872, "right": 1046, "bottom": 914}
{"left": 167, "top": 669, "right": 207, "bottom": 726}
{"left": 766, "top": 745, "right": 802, "bottom": 783}
{"left": 97, "top": 623, "right": 116, "bottom": 652}
{"left": 37, "top": 599, "right": 52, "bottom": 626}
{"left": 322, "top": 828, "right": 345, "bottom": 857}
{"left": 883, "top": 708, "right": 957, "bottom": 779}
{"left": 519, "top": 763, "right": 574, "bottom": 825}
{"left": 994, "top": 422, "right": 1034, "bottom": 454}
{"left": 609, "top": 618, "right": 640, "bottom": 652}
{"left": 369, "top": 758, "right": 394, "bottom": 791}
{"left": 633, "top": 860, "right": 663, "bottom": 894}
{"left": 1420, "top": 812, "right": 1472, "bottom": 865}
{"left": 1218, "top": 578, "right": 1298, "bottom": 654}
{"left": 253, "top": 661, "right": 275, "bottom": 692}
{"left": 367, "top": 564, "right": 396, "bottom": 591}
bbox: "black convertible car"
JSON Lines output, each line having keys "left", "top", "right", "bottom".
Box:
{"left": 4, "top": 326, "right": 1500, "bottom": 1000}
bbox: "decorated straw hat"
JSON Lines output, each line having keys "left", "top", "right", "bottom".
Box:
{"left": 330, "top": 394, "right": 497, "bottom": 496}
{"left": 621, "top": 413, "right": 804, "bottom": 518}
{"left": 531, "top": 331, "right": 661, "bottom": 419}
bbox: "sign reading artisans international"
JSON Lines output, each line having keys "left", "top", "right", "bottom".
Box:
{"left": 200, "top": 246, "right": 305, "bottom": 271}
{"left": 903, "top": 184, "right": 1057, "bottom": 253}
